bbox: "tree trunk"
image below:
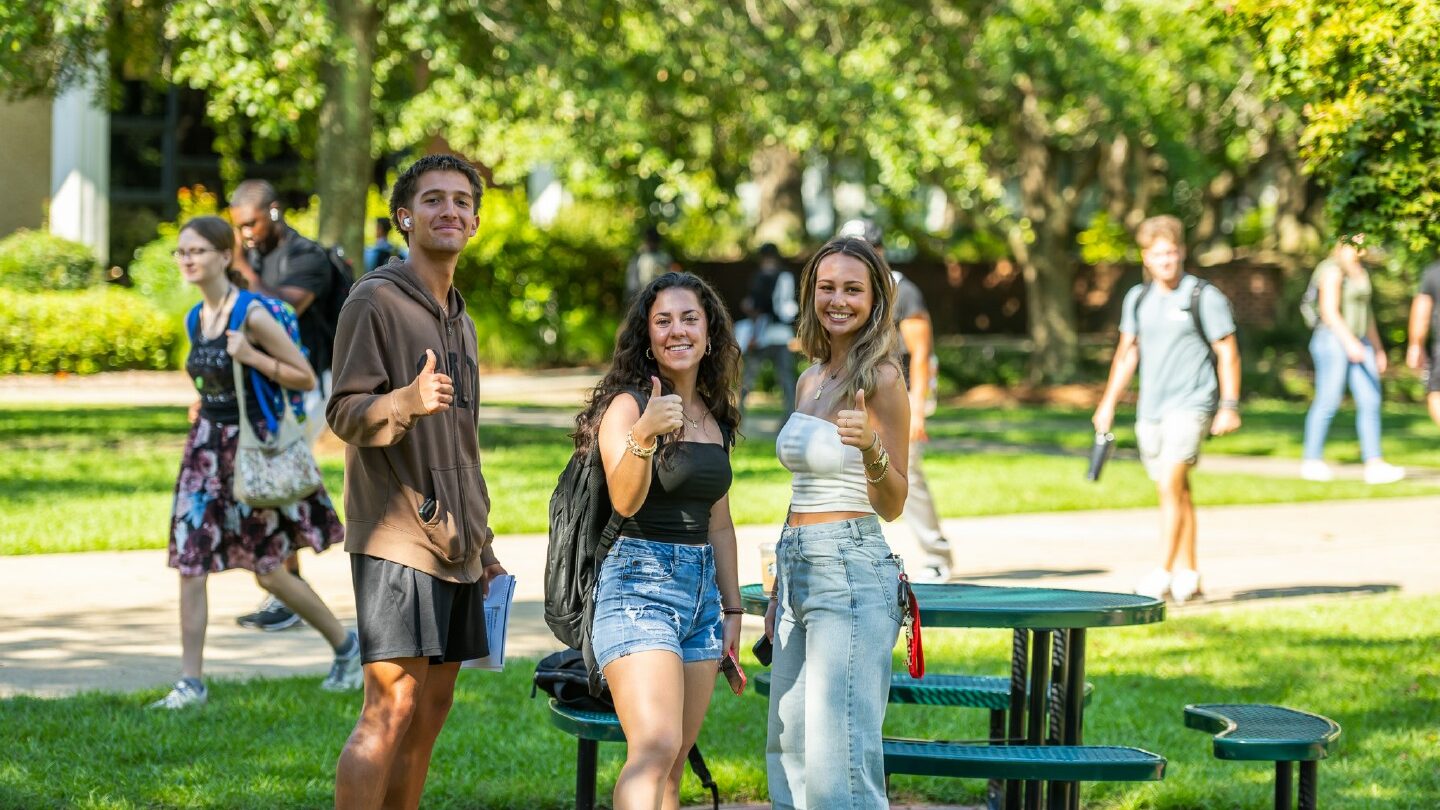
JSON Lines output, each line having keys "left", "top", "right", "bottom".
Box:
{"left": 750, "top": 144, "right": 806, "bottom": 249}
{"left": 1004, "top": 89, "right": 1082, "bottom": 383}
{"left": 316, "top": 0, "right": 378, "bottom": 266}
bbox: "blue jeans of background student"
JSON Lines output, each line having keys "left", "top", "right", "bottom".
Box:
{"left": 766, "top": 515, "right": 903, "bottom": 810}
{"left": 1303, "top": 328, "right": 1383, "bottom": 462}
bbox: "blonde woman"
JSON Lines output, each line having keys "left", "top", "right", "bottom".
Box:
{"left": 763, "top": 236, "right": 910, "bottom": 809}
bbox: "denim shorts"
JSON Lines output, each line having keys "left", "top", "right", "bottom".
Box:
{"left": 591, "top": 537, "right": 723, "bottom": 672}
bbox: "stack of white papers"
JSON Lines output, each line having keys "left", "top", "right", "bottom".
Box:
{"left": 462, "top": 574, "right": 515, "bottom": 672}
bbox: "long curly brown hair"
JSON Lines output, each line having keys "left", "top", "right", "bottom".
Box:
{"left": 572, "top": 272, "right": 742, "bottom": 459}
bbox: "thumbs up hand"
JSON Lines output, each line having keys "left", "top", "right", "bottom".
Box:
{"left": 633, "top": 375, "right": 685, "bottom": 443}
{"left": 836, "top": 388, "right": 875, "bottom": 450}
{"left": 415, "top": 349, "right": 454, "bottom": 415}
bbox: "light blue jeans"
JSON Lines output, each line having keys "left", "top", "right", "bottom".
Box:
{"left": 766, "top": 515, "right": 903, "bottom": 809}
{"left": 1303, "top": 328, "right": 1383, "bottom": 462}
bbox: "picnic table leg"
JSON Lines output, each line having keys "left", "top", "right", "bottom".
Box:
{"left": 987, "top": 709, "right": 1006, "bottom": 810}
{"left": 577, "top": 738, "right": 599, "bottom": 810}
{"left": 1045, "top": 630, "right": 1071, "bottom": 810}
{"left": 1274, "top": 761, "right": 1293, "bottom": 810}
{"left": 1005, "top": 630, "right": 1030, "bottom": 810}
{"left": 1023, "top": 630, "right": 1052, "bottom": 810}
{"left": 1298, "top": 760, "right": 1318, "bottom": 810}
{"left": 1061, "top": 629, "right": 1088, "bottom": 810}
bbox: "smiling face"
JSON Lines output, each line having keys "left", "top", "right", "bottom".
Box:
{"left": 175, "top": 228, "right": 232, "bottom": 287}
{"left": 648, "top": 287, "right": 707, "bottom": 376}
{"left": 1141, "top": 236, "right": 1184, "bottom": 286}
{"left": 228, "top": 203, "right": 277, "bottom": 253}
{"left": 396, "top": 170, "right": 479, "bottom": 254}
{"left": 813, "top": 252, "right": 874, "bottom": 340}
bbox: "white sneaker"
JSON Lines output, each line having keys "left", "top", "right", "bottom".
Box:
{"left": 1134, "top": 568, "right": 1171, "bottom": 600}
{"left": 321, "top": 631, "right": 363, "bottom": 692}
{"left": 1364, "top": 461, "right": 1405, "bottom": 485}
{"left": 913, "top": 563, "right": 952, "bottom": 584}
{"left": 1169, "top": 569, "right": 1203, "bottom": 604}
{"left": 149, "top": 678, "right": 207, "bottom": 709}
{"left": 1299, "top": 460, "right": 1334, "bottom": 482}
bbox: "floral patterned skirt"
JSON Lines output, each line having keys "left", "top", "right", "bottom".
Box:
{"left": 169, "top": 415, "right": 343, "bottom": 577}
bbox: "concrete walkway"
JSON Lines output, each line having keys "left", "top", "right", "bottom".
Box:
{"left": 3, "top": 494, "right": 1430, "bottom": 698}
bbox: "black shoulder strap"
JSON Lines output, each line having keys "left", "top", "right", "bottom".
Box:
{"left": 686, "top": 744, "right": 720, "bottom": 810}
{"left": 1190, "top": 279, "right": 1218, "bottom": 367}
{"left": 1128, "top": 283, "right": 1152, "bottom": 339}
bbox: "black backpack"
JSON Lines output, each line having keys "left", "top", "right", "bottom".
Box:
{"left": 318, "top": 245, "right": 355, "bottom": 352}
{"left": 532, "top": 649, "right": 719, "bottom": 809}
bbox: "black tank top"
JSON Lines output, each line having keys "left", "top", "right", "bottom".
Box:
{"left": 616, "top": 441, "right": 732, "bottom": 545}
{"left": 186, "top": 331, "right": 263, "bottom": 426}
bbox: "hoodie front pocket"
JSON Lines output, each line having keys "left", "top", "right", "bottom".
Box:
{"left": 420, "top": 466, "right": 471, "bottom": 564}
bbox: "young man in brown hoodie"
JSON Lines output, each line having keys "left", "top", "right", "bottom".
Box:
{"left": 330, "top": 154, "right": 506, "bottom": 809}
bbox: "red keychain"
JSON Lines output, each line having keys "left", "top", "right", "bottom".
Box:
{"left": 900, "top": 573, "right": 924, "bottom": 679}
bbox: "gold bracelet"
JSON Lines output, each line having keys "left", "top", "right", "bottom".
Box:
{"left": 865, "top": 449, "right": 891, "bottom": 484}
{"left": 864, "top": 442, "right": 887, "bottom": 469}
{"left": 625, "top": 429, "right": 658, "bottom": 458}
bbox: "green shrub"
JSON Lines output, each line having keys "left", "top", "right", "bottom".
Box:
{"left": 454, "top": 189, "right": 630, "bottom": 367}
{"left": 0, "top": 289, "right": 178, "bottom": 373}
{"left": 0, "top": 229, "right": 102, "bottom": 291}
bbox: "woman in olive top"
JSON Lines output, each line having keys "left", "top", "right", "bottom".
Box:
{"left": 1301, "top": 237, "right": 1405, "bottom": 484}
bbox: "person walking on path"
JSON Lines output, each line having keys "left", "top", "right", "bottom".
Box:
{"left": 364, "top": 216, "right": 407, "bottom": 273}
{"left": 573, "top": 271, "right": 744, "bottom": 810}
{"left": 625, "top": 225, "right": 678, "bottom": 299}
{"left": 838, "top": 219, "right": 954, "bottom": 582}
{"left": 330, "top": 155, "right": 507, "bottom": 810}
{"left": 229, "top": 179, "right": 343, "bottom": 631}
{"left": 1406, "top": 257, "right": 1440, "bottom": 426}
{"left": 1300, "top": 237, "right": 1405, "bottom": 484}
{"left": 740, "top": 242, "right": 799, "bottom": 419}
{"left": 764, "top": 235, "right": 911, "bottom": 809}
{"left": 1092, "top": 215, "right": 1242, "bottom": 604}
{"left": 154, "top": 216, "right": 356, "bottom": 709}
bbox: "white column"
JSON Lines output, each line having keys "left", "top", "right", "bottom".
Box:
{"left": 49, "top": 73, "right": 110, "bottom": 264}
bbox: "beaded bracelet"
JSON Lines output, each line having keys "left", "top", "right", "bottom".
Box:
{"left": 865, "top": 448, "right": 891, "bottom": 484}
{"left": 864, "top": 441, "right": 887, "bottom": 469}
{"left": 625, "top": 429, "right": 658, "bottom": 458}
{"left": 721, "top": 607, "right": 744, "bottom": 616}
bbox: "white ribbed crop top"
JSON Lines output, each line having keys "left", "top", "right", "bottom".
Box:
{"left": 776, "top": 412, "right": 875, "bottom": 514}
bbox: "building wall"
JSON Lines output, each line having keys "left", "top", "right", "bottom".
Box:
{"left": 0, "top": 99, "right": 53, "bottom": 237}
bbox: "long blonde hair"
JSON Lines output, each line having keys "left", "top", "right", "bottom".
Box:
{"left": 796, "top": 236, "right": 900, "bottom": 402}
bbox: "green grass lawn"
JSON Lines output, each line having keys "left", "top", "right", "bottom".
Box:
{"left": 3, "top": 593, "right": 1436, "bottom": 809}
{"left": 5, "top": 403, "right": 1439, "bottom": 555}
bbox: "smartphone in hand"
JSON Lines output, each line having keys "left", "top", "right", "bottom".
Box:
{"left": 751, "top": 634, "right": 773, "bottom": 667}
{"left": 720, "top": 650, "right": 747, "bottom": 696}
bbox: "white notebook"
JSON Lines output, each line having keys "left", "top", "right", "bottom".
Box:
{"left": 462, "top": 574, "right": 516, "bottom": 672}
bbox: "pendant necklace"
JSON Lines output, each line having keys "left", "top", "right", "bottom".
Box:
{"left": 813, "top": 363, "right": 841, "bottom": 400}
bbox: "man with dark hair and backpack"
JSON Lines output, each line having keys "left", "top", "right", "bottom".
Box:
{"left": 739, "top": 242, "right": 798, "bottom": 419}
{"left": 364, "top": 217, "right": 407, "bottom": 273}
{"left": 330, "top": 153, "right": 506, "bottom": 810}
{"left": 229, "top": 179, "right": 352, "bottom": 631}
{"left": 1092, "top": 215, "right": 1241, "bottom": 605}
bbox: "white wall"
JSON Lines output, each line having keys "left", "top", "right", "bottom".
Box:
{"left": 49, "top": 77, "right": 110, "bottom": 264}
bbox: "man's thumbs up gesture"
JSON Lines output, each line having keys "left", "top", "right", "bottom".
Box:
{"left": 415, "top": 349, "right": 454, "bottom": 415}
{"left": 836, "top": 388, "right": 876, "bottom": 451}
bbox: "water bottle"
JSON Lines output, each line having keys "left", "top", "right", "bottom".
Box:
{"left": 1086, "top": 432, "right": 1115, "bottom": 482}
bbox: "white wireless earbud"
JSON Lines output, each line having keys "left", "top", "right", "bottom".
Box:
{"left": 269, "top": 207, "right": 279, "bottom": 222}
{"left": 402, "top": 217, "right": 413, "bottom": 229}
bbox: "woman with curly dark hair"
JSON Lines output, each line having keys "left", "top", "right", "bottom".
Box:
{"left": 572, "top": 271, "right": 743, "bottom": 810}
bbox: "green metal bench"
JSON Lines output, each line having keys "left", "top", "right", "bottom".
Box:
{"left": 545, "top": 698, "right": 720, "bottom": 810}
{"left": 546, "top": 699, "right": 627, "bottom": 810}
{"left": 883, "top": 738, "right": 1165, "bottom": 805}
{"left": 1184, "top": 703, "right": 1342, "bottom": 810}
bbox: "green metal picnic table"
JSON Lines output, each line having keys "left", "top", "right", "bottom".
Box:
{"left": 741, "top": 582, "right": 1165, "bottom": 810}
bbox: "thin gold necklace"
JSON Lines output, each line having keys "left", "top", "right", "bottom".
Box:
{"left": 813, "top": 363, "right": 841, "bottom": 400}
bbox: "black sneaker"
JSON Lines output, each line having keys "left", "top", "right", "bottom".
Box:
{"left": 236, "top": 594, "right": 301, "bottom": 631}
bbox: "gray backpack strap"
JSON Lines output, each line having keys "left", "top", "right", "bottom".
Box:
{"left": 1189, "top": 279, "right": 1218, "bottom": 368}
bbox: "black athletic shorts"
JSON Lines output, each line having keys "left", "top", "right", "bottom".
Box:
{"left": 350, "top": 554, "right": 489, "bottom": 665}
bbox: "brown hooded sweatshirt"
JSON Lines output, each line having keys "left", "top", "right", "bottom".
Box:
{"left": 326, "top": 262, "right": 496, "bottom": 583}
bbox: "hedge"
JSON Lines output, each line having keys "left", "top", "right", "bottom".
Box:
{"left": 0, "top": 289, "right": 178, "bottom": 374}
{"left": 0, "top": 229, "right": 102, "bottom": 291}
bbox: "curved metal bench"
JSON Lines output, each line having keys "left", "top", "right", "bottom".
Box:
{"left": 1184, "top": 703, "right": 1341, "bottom": 810}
